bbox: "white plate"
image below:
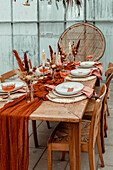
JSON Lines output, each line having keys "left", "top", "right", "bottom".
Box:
{"left": 0, "top": 81, "right": 25, "bottom": 93}
{"left": 52, "top": 90, "right": 83, "bottom": 98}
{"left": 71, "top": 69, "right": 90, "bottom": 77}
{"left": 80, "top": 61, "right": 95, "bottom": 68}
{"left": 55, "top": 82, "right": 84, "bottom": 95}
{"left": 69, "top": 74, "right": 90, "bottom": 78}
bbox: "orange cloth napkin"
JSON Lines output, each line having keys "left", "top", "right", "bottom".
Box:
{"left": 16, "top": 86, "right": 27, "bottom": 93}
{"left": 94, "top": 61, "right": 103, "bottom": 75}
{"left": 81, "top": 86, "right": 94, "bottom": 98}
{"left": 44, "top": 84, "right": 56, "bottom": 90}
{"left": 89, "top": 68, "right": 102, "bottom": 80}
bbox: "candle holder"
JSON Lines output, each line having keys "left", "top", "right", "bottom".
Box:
{"left": 43, "top": 66, "right": 45, "bottom": 79}
{"left": 51, "top": 64, "right": 56, "bottom": 81}
{"left": 68, "top": 53, "right": 73, "bottom": 62}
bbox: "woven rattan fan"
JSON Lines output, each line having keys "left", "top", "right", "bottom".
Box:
{"left": 58, "top": 23, "right": 105, "bottom": 61}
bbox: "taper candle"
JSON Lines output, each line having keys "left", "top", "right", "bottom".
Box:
{"left": 69, "top": 42, "right": 71, "bottom": 54}
{"left": 42, "top": 49, "right": 45, "bottom": 67}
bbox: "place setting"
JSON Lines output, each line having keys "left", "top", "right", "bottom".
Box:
{"left": 66, "top": 57, "right": 103, "bottom": 82}
{"left": 46, "top": 81, "right": 94, "bottom": 103}
{"left": 66, "top": 68, "right": 96, "bottom": 81}
{"left": 79, "top": 55, "right": 103, "bottom": 73}
{"left": 0, "top": 81, "right": 25, "bottom": 102}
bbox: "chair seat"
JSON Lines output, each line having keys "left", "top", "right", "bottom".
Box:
{"left": 52, "top": 121, "right": 91, "bottom": 143}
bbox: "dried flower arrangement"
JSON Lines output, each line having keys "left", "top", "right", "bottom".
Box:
{"left": 57, "top": 43, "right": 67, "bottom": 63}
{"left": 72, "top": 39, "right": 80, "bottom": 61}
{"left": 12, "top": 50, "right": 39, "bottom": 85}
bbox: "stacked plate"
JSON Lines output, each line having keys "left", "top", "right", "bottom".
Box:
{"left": 52, "top": 82, "right": 83, "bottom": 98}
{"left": 0, "top": 81, "right": 24, "bottom": 95}
{"left": 70, "top": 69, "right": 91, "bottom": 78}
{"left": 80, "top": 61, "right": 95, "bottom": 68}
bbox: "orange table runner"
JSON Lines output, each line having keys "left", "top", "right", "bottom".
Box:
{"left": 0, "top": 73, "right": 64, "bottom": 170}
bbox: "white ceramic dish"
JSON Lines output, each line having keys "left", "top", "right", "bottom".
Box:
{"left": 0, "top": 81, "right": 25, "bottom": 93}
{"left": 71, "top": 69, "right": 90, "bottom": 77}
{"left": 69, "top": 74, "right": 90, "bottom": 78}
{"left": 55, "top": 82, "right": 84, "bottom": 95}
{"left": 80, "top": 61, "right": 95, "bottom": 68}
{"left": 52, "top": 90, "right": 83, "bottom": 98}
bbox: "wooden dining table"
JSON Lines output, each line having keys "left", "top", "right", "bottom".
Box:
{"left": 0, "top": 77, "right": 97, "bottom": 170}
{"left": 29, "top": 78, "right": 97, "bottom": 170}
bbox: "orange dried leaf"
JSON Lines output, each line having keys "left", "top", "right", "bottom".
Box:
{"left": 67, "top": 88, "right": 74, "bottom": 92}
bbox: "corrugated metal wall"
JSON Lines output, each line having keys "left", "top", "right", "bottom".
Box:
{"left": 0, "top": 0, "right": 113, "bottom": 80}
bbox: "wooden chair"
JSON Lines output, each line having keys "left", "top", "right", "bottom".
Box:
{"left": 94, "top": 66, "right": 113, "bottom": 116}
{"left": 47, "top": 85, "right": 106, "bottom": 170}
{"left": 0, "top": 70, "right": 50, "bottom": 147}
{"left": 58, "top": 23, "right": 105, "bottom": 61}
{"left": 1, "top": 70, "right": 17, "bottom": 83}
{"left": 108, "top": 62, "right": 113, "bottom": 68}
{"left": 84, "top": 72, "right": 113, "bottom": 153}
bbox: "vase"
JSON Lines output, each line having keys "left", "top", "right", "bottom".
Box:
{"left": 26, "top": 81, "right": 34, "bottom": 103}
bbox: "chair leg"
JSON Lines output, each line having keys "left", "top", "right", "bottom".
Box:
{"left": 100, "top": 108, "right": 105, "bottom": 153}
{"left": 104, "top": 114, "right": 108, "bottom": 138}
{"left": 106, "top": 101, "right": 110, "bottom": 116}
{"left": 88, "top": 148, "right": 96, "bottom": 170}
{"left": 48, "top": 143, "right": 52, "bottom": 170}
{"left": 61, "top": 151, "right": 66, "bottom": 161}
{"left": 97, "top": 126, "right": 104, "bottom": 167}
{"left": 46, "top": 121, "right": 51, "bottom": 129}
{"left": 32, "top": 120, "right": 39, "bottom": 148}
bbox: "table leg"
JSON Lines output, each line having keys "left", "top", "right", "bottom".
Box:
{"left": 69, "top": 122, "right": 81, "bottom": 170}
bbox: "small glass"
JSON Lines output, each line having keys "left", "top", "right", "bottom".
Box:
{"left": 87, "top": 55, "right": 93, "bottom": 61}
{"left": 60, "top": 69, "right": 70, "bottom": 82}
{"left": 74, "top": 61, "right": 80, "bottom": 69}
{"left": 39, "top": 66, "right": 48, "bottom": 79}
{"left": 2, "top": 82, "right": 15, "bottom": 103}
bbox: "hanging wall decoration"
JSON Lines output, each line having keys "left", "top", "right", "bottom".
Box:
{"left": 14, "top": 0, "right": 81, "bottom": 8}
{"left": 13, "top": 0, "right": 81, "bottom": 14}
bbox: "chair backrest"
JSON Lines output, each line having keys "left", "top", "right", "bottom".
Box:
{"left": 89, "top": 84, "right": 106, "bottom": 147}
{"left": 58, "top": 23, "right": 105, "bottom": 61}
{"left": 106, "top": 72, "right": 113, "bottom": 91}
{"left": 0, "top": 70, "right": 17, "bottom": 83}
{"left": 105, "top": 66, "right": 113, "bottom": 80}
{"left": 108, "top": 62, "right": 113, "bottom": 68}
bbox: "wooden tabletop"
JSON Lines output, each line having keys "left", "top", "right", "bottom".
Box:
{"left": 30, "top": 78, "right": 97, "bottom": 123}
{"left": 0, "top": 78, "right": 97, "bottom": 122}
